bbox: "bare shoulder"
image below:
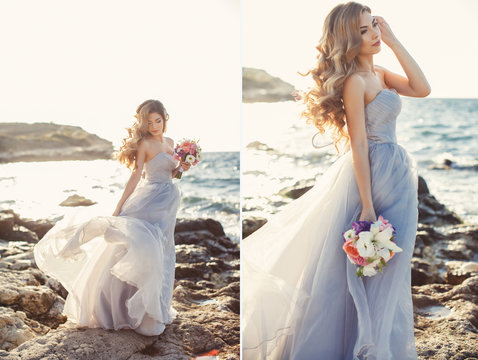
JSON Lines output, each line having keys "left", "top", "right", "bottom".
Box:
{"left": 164, "top": 136, "right": 174, "bottom": 147}
{"left": 137, "top": 137, "right": 150, "bottom": 151}
{"left": 343, "top": 74, "right": 366, "bottom": 102}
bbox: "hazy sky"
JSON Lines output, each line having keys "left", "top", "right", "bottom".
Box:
{"left": 0, "top": 0, "right": 240, "bottom": 151}
{"left": 243, "top": 0, "right": 478, "bottom": 99}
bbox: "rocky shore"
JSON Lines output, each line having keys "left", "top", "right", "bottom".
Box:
{"left": 243, "top": 175, "right": 478, "bottom": 359}
{"left": 242, "top": 67, "right": 295, "bottom": 103}
{"left": 0, "top": 211, "right": 239, "bottom": 359}
{"left": 0, "top": 123, "right": 114, "bottom": 163}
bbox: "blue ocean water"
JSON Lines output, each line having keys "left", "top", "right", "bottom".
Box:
{"left": 243, "top": 98, "right": 478, "bottom": 226}
{"left": 0, "top": 151, "right": 239, "bottom": 242}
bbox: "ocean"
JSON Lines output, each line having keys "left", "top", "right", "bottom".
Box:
{"left": 242, "top": 98, "right": 478, "bottom": 226}
{"left": 0, "top": 151, "right": 240, "bottom": 242}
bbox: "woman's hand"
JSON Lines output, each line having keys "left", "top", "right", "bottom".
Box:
{"left": 359, "top": 206, "right": 377, "bottom": 222}
{"left": 374, "top": 16, "right": 399, "bottom": 47}
{"left": 180, "top": 161, "right": 192, "bottom": 172}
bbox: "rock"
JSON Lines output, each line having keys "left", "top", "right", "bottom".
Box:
{"left": 413, "top": 276, "right": 478, "bottom": 359}
{"left": 5, "top": 226, "right": 38, "bottom": 243}
{"left": 437, "top": 239, "right": 474, "bottom": 261}
{"left": 175, "top": 218, "right": 225, "bottom": 237}
{"left": 445, "top": 261, "right": 478, "bottom": 285}
{"left": 242, "top": 67, "right": 295, "bottom": 103}
{"left": 246, "top": 141, "right": 275, "bottom": 152}
{"left": 0, "top": 122, "right": 114, "bottom": 163}
{"left": 0, "top": 307, "right": 49, "bottom": 351}
{"left": 59, "top": 194, "right": 97, "bottom": 207}
{"left": 418, "top": 193, "right": 462, "bottom": 226}
{"left": 0, "top": 213, "right": 14, "bottom": 239}
{"left": 0, "top": 210, "right": 55, "bottom": 241}
{"left": 242, "top": 217, "right": 267, "bottom": 238}
{"left": 279, "top": 179, "right": 315, "bottom": 199}
{"left": 6, "top": 324, "right": 159, "bottom": 360}
{"left": 0, "top": 217, "right": 239, "bottom": 358}
{"left": 417, "top": 175, "right": 430, "bottom": 196}
{"left": 411, "top": 257, "right": 440, "bottom": 286}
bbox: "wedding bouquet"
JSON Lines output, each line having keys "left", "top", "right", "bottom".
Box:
{"left": 174, "top": 138, "right": 202, "bottom": 179}
{"left": 342, "top": 216, "right": 402, "bottom": 278}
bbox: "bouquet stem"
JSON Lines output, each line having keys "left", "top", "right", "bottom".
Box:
{"left": 175, "top": 165, "right": 184, "bottom": 179}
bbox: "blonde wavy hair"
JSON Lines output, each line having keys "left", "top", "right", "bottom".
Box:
{"left": 115, "top": 99, "right": 169, "bottom": 170}
{"left": 301, "top": 1, "right": 371, "bottom": 154}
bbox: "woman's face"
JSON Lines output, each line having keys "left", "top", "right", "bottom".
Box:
{"left": 147, "top": 112, "right": 165, "bottom": 136}
{"left": 359, "top": 11, "right": 381, "bottom": 55}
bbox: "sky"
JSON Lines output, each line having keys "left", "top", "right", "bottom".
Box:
{"left": 243, "top": 0, "right": 478, "bottom": 99}
{"left": 0, "top": 0, "right": 240, "bottom": 152}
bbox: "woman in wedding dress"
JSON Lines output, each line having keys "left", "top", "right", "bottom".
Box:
{"left": 242, "top": 2, "right": 431, "bottom": 359}
{"left": 34, "top": 99, "right": 190, "bottom": 336}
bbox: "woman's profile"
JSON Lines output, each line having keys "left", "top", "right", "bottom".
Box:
{"left": 34, "top": 99, "right": 191, "bottom": 336}
{"left": 242, "top": 2, "right": 430, "bottom": 359}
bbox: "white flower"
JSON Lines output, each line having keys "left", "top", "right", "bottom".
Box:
{"left": 185, "top": 154, "right": 195, "bottom": 164}
{"left": 196, "top": 153, "right": 202, "bottom": 161}
{"left": 356, "top": 231, "right": 375, "bottom": 258}
{"left": 375, "top": 227, "right": 403, "bottom": 253}
{"left": 370, "top": 221, "right": 381, "bottom": 235}
{"left": 343, "top": 229, "right": 356, "bottom": 240}
{"left": 376, "top": 245, "right": 391, "bottom": 262}
{"left": 363, "top": 259, "right": 380, "bottom": 276}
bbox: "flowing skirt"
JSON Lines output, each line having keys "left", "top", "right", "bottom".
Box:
{"left": 34, "top": 180, "right": 180, "bottom": 336}
{"left": 242, "top": 142, "right": 419, "bottom": 359}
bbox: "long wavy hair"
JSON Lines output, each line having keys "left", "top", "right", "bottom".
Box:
{"left": 301, "top": 2, "right": 371, "bottom": 154}
{"left": 115, "top": 99, "right": 169, "bottom": 170}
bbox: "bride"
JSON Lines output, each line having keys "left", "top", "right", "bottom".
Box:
{"left": 34, "top": 99, "right": 190, "bottom": 336}
{"left": 242, "top": 2, "right": 430, "bottom": 359}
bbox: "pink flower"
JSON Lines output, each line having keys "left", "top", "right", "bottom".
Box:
{"left": 378, "top": 216, "right": 393, "bottom": 231}
{"left": 181, "top": 142, "right": 191, "bottom": 153}
{"left": 190, "top": 143, "right": 197, "bottom": 151}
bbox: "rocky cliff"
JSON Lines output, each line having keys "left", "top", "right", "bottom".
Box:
{"left": 0, "top": 123, "right": 114, "bottom": 163}
{"left": 242, "top": 67, "right": 295, "bottom": 103}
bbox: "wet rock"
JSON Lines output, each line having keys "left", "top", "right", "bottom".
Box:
{"left": 242, "top": 217, "right": 267, "bottom": 238}
{"left": 175, "top": 218, "right": 225, "bottom": 237}
{"left": 0, "top": 210, "right": 55, "bottom": 241}
{"left": 411, "top": 257, "right": 440, "bottom": 286}
{"left": 59, "top": 194, "right": 97, "bottom": 207}
{"left": 246, "top": 141, "right": 275, "bottom": 152}
{"left": 444, "top": 261, "right": 478, "bottom": 285}
{"left": 437, "top": 239, "right": 474, "bottom": 261}
{"left": 417, "top": 175, "right": 430, "bottom": 196}
{"left": 0, "top": 213, "right": 14, "bottom": 239}
{"left": 279, "top": 178, "right": 315, "bottom": 200}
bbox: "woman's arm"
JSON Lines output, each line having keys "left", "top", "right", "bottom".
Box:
{"left": 112, "top": 141, "right": 147, "bottom": 216}
{"left": 167, "top": 137, "right": 191, "bottom": 178}
{"left": 343, "top": 74, "right": 376, "bottom": 222}
{"left": 375, "top": 16, "right": 431, "bottom": 97}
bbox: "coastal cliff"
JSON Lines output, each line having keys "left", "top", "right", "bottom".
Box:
{"left": 0, "top": 123, "right": 114, "bottom": 163}
{"left": 242, "top": 67, "right": 295, "bottom": 103}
